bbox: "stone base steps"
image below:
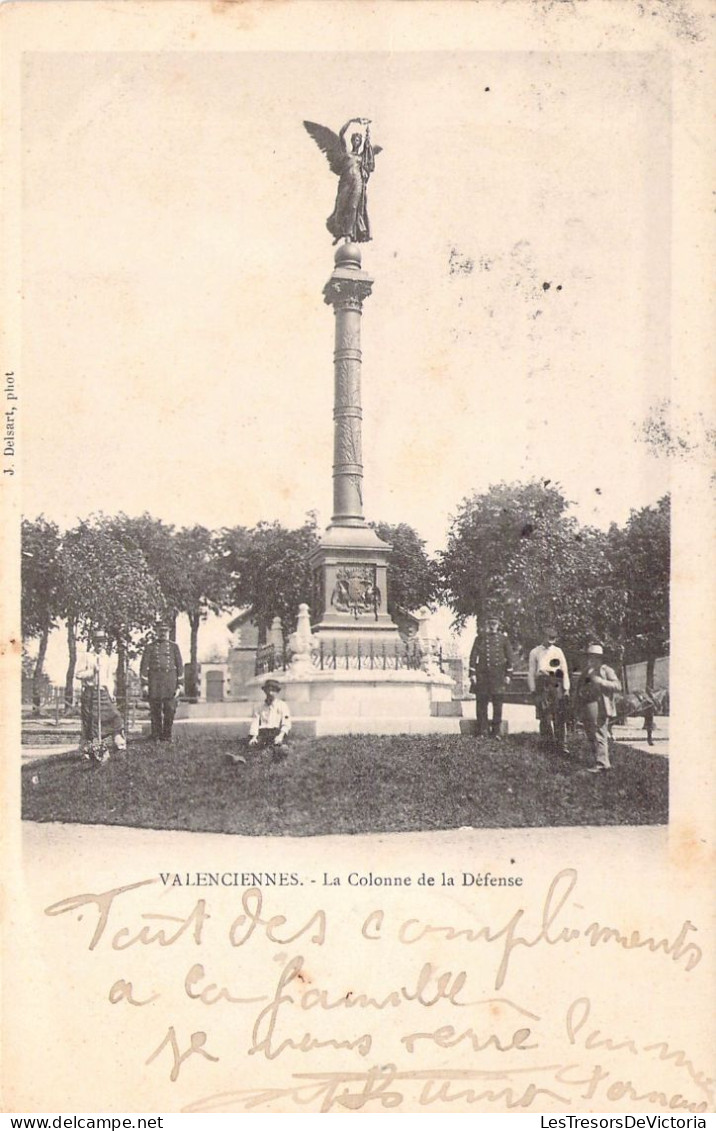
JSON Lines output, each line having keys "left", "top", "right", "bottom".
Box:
{"left": 170, "top": 717, "right": 512, "bottom": 738}
{"left": 170, "top": 716, "right": 488, "bottom": 738}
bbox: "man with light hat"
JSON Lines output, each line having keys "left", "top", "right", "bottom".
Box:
{"left": 573, "top": 641, "right": 621, "bottom": 773}
{"left": 229, "top": 677, "right": 291, "bottom": 765}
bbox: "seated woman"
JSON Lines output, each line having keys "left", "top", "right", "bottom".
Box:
{"left": 76, "top": 631, "right": 126, "bottom": 757}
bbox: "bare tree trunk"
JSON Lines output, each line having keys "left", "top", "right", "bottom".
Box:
{"left": 646, "top": 654, "right": 656, "bottom": 692}
{"left": 123, "top": 646, "right": 130, "bottom": 739}
{"left": 116, "top": 638, "right": 128, "bottom": 716}
{"left": 64, "top": 616, "right": 77, "bottom": 709}
{"left": 188, "top": 612, "right": 200, "bottom": 699}
{"left": 32, "top": 625, "right": 50, "bottom": 714}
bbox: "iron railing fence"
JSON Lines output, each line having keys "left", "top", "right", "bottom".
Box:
{"left": 255, "top": 643, "right": 289, "bottom": 676}
{"left": 255, "top": 640, "right": 446, "bottom": 675}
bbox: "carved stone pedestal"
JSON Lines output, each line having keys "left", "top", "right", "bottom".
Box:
{"left": 310, "top": 523, "right": 401, "bottom": 646}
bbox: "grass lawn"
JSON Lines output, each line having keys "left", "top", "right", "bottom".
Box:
{"left": 21, "top": 731, "right": 668, "bottom": 835}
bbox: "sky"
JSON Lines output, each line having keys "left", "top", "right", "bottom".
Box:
{"left": 19, "top": 49, "right": 672, "bottom": 672}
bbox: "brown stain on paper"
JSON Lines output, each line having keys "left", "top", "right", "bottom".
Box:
{"left": 671, "top": 822, "right": 714, "bottom": 874}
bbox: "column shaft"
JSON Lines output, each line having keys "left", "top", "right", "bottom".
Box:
{"left": 332, "top": 304, "right": 364, "bottom": 522}
{"left": 323, "top": 247, "right": 373, "bottom": 527}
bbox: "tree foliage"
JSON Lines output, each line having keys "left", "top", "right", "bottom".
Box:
{"left": 20, "top": 491, "right": 669, "bottom": 699}
{"left": 60, "top": 517, "right": 165, "bottom": 650}
{"left": 21, "top": 516, "right": 62, "bottom": 639}
{"left": 219, "top": 517, "right": 320, "bottom": 642}
{"left": 174, "top": 525, "right": 232, "bottom": 697}
{"left": 370, "top": 521, "right": 439, "bottom": 616}
{"left": 174, "top": 525, "right": 231, "bottom": 622}
{"left": 608, "top": 495, "right": 670, "bottom": 664}
{"left": 21, "top": 516, "right": 63, "bottom": 708}
{"left": 112, "top": 513, "right": 186, "bottom": 632}
{"left": 439, "top": 481, "right": 627, "bottom": 651}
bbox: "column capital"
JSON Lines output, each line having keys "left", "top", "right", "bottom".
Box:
{"left": 323, "top": 273, "right": 373, "bottom": 310}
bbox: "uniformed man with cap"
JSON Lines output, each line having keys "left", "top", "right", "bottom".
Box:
{"left": 468, "top": 614, "right": 514, "bottom": 739}
{"left": 229, "top": 678, "right": 291, "bottom": 765}
{"left": 140, "top": 621, "right": 184, "bottom": 742}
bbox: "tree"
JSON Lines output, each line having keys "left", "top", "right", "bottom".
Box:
{"left": 112, "top": 514, "right": 186, "bottom": 637}
{"left": 439, "top": 480, "right": 626, "bottom": 654}
{"left": 499, "top": 516, "right": 626, "bottom": 654}
{"left": 21, "top": 516, "right": 62, "bottom": 711}
{"left": 60, "top": 517, "right": 165, "bottom": 709}
{"left": 174, "top": 525, "right": 232, "bottom": 698}
{"left": 62, "top": 609, "right": 79, "bottom": 710}
{"left": 369, "top": 521, "right": 439, "bottom": 616}
{"left": 608, "top": 495, "right": 670, "bottom": 686}
{"left": 219, "top": 517, "right": 320, "bottom": 643}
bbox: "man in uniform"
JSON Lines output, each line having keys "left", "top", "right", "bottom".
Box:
{"left": 468, "top": 614, "right": 514, "bottom": 739}
{"left": 527, "top": 625, "right": 571, "bottom": 755}
{"left": 140, "top": 621, "right": 184, "bottom": 742}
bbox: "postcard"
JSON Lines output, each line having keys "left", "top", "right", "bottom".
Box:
{"left": 1, "top": 0, "right": 713, "bottom": 1116}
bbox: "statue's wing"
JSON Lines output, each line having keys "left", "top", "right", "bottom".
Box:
{"left": 372, "top": 146, "right": 383, "bottom": 157}
{"left": 303, "top": 121, "right": 344, "bottom": 176}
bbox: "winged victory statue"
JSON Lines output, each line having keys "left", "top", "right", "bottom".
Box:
{"left": 303, "top": 119, "right": 382, "bottom": 245}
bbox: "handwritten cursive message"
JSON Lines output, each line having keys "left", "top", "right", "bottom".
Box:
{"left": 43, "top": 869, "right": 712, "bottom": 1114}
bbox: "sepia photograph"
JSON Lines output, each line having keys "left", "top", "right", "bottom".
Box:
{"left": 18, "top": 48, "right": 671, "bottom": 835}
{"left": 1, "top": 0, "right": 713, "bottom": 1116}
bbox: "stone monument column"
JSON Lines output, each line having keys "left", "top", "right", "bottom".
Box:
{"left": 309, "top": 242, "right": 400, "bottom": 644}
{"left": 178, "top": 118, "right": 457, "bottom": 734}
{"left": 323, "top": 243, "right": 373, "bottom": 526}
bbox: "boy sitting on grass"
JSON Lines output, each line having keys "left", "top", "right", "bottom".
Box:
{"left": 229, "top": 678, "right": 291, "bottom": 765}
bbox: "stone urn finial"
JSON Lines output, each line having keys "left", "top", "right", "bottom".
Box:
{"left": 415, "top": 607, "right": 440, "bottom": 676}
{"left": 289, "top": 603, "right": 316, "bottom": 674}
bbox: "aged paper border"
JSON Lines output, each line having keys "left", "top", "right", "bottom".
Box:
{"left": 1, "top": 0, "right": 714, "bottom": 1115}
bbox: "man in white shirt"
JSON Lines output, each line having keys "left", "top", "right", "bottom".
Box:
{"left": 229, "top": 678, "right": 292, "bottom": 765}
{"left": 527, "top": 626, "right": 570, "bottom": 755}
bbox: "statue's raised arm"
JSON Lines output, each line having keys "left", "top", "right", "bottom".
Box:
{"left": 304, "top": 118, "right": 382, "bottom": 245}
